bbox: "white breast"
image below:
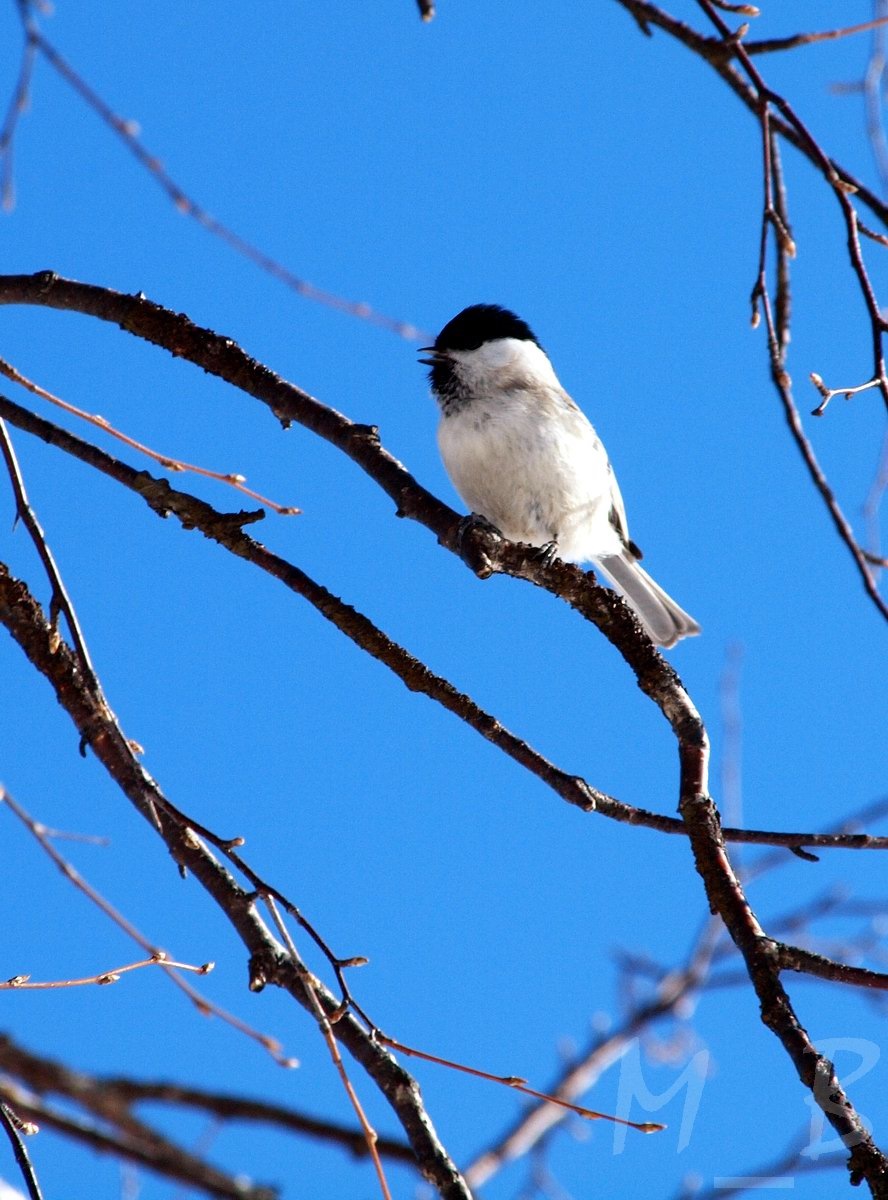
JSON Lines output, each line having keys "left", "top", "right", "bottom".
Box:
{"left": 437, "top": 346, "right": 623, "bottom": 563}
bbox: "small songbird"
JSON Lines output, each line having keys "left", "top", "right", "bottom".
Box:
{"left": 421, "top": 304, "right": 700, "bottom": 648}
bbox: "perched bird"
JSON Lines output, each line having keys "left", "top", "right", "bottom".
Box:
{"left": 420, "top": 304, "right": 700, "bottom": 648}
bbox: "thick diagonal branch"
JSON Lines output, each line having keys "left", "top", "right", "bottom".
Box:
{"left": 4, "top": 392, "right": 885, "bottom": 857}
{"left": 0, "top": 563, "right": 471, "bottom": 1200}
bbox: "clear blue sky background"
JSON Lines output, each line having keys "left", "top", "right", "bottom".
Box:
{"left": 1, "top": 3, "right": 886, "bottom": 1198}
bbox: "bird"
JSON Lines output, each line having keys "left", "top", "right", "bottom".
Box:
{"left": 420, "top": 304, "right": 700, "bottom": 648}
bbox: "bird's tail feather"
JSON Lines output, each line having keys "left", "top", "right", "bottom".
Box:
{"left": 596, "top": 552, "right": 700, "bottom": 649}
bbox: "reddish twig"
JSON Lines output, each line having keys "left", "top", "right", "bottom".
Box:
{"left": 0, "top": 786, "right": 297, "bottom": 1067}
{"left": 376, "top": 1034, "right": 664, "bottom": 1135}
{"left": 1, "top": 952, "right": 211, "bottom": 991}
{"left": 0, "top": 355, "right": 299, "bottom": 515}
{"left": 263, "top": 896, "right": 393, "bottom": 1200}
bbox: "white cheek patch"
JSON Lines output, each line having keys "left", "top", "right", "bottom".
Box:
{"left": 450, "top": 338, "right": 562, "bottom": 393}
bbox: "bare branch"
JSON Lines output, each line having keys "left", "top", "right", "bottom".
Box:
{"left": 776, "top": 944, "right": 888, "bottom": 990}
{"left": 745, "top": 16, "right": 888, "bottom": 57}
{"left": 0, "top": 1033, "right": 414, "bottom": 1166}
{"left": 0, "top": 563, "right": 471, "bottom": 1199}
{"left": 640, "top": 0, "right": 888, "bottom": 620}
{"left": 0, "top": 418, "right": 100, "bottom": 692}
{"left": 730, "top": 42, "right": 885, "bottom": 616}
{"left": 0, "top": 1081, "right": 276, "bottom": 1200}
{"left": 0, "top": 268, "right": 883, "bottom": 1186}
{"left": 3, "top": 390, "right": 887, "bottom": 856}
{"left": 678, "top": 785, "right": 888, "bottom": 1193}
{"left": 0, "top": 786, "right": 297, "bottom": 1068}
{"left": 0, "top": 1101, "right": 42, "bottom": 1200}
{"left": 810, "top": 373, "right": 882, "bottom": 418}
{"left": 263, "top": 894, "right": 394, "bottom": 1200}
{"left": 0, "top": 355, "right": 299, "bottom": 514}
{"left": 0, "top": 953, "right": 211, "bottom": 991}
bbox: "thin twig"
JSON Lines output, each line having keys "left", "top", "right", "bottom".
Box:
{"left": 1, "top": 953, "right": 211, "bottom": 991}
{"left": 746, "top": 16, "right": 888, "bottom": 58}
{"left": 0, "top": 355, "right": 299, "bottom": 515}
{"left": 810, "top": 373, "right": 881, "bottom": 418}
{"left": 0, "top": 786, "right": 297, "bottom": 1068}
{"left": 0, "top": 417, "right": 101, "bottom": 692}
{"left": 0, "top": 1102, "right": 42, "bottom": 1200}
{"left": 709, "top": 1, "right": 758, "bottom": 14}
{"left": 377, "top": 1034, "right": 664, "bottom": 1134}
{"left": 263, "top": 895, "right": 394, "bottom": 1200}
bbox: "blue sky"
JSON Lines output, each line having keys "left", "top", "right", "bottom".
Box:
{"left": 1, "top": 3, "right": 887, "bottom": 1198}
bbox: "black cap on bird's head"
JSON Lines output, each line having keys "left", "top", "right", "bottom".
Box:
{"left": 419, "top": 305, "right": 542, "bottom": 396}
{"left": 430, "top": 304, "right": 540, "bottom": 353}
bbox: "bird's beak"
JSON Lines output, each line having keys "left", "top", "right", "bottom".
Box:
{"left": 418, "top": 346, "right": 447, "bottom": 367}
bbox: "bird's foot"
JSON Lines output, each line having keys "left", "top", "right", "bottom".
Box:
{"left": 526, "top": 540, "right": 559, "bottom": 568}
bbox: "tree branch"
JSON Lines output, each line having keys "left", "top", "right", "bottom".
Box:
{"left": 2, "top": 391, "right": 885, "bottom": 856}
{"left": 0, "top": 562, "right": 471, "bottom": 1200}
{"left": 0, "top": 1082, "right": 275, "bottom": 1200}
{"left": 0, "top": 1101, "right": 42, "bottom": 1200}
{"left": 0, "top": 1034, "right": 414, "bottom": 1165}
{"left": 1, "top": 270, "right": 885, "bottom": 1189}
